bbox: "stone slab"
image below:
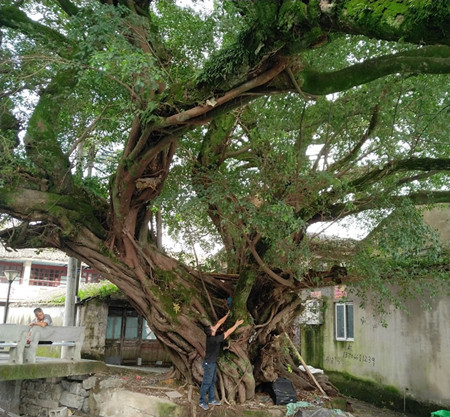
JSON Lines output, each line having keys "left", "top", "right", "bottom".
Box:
{"left": 0, "top": 359, "right": 107, "bottom": 381}
{"left": 165, "top": 390, "right": 183, "bottom": 399}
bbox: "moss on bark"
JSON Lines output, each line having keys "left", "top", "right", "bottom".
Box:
{"left": 334, "top": 0, "right": 450, "bottom": 45}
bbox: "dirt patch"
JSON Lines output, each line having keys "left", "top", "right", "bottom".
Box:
{"left": 87, "top": 365, "right": 417, "bottom": 417}
{"left": 92, "top": 365, "right": 344, "bottom": 413}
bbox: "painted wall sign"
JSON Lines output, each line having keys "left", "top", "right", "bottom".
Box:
{"left": 334, "top": 285, "right": 347, "bottom": 299}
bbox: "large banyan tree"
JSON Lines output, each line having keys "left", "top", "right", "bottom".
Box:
{"left": 1, "top": 0, "right": 450, "bottom": 402}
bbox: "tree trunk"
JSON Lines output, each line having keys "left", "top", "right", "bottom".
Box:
{"left": 58, "top": 227, "right": 331, "bottom": 402}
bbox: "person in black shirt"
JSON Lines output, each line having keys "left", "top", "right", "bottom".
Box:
{"left": 199, "top": 311, "right": 243, "bottom": 410}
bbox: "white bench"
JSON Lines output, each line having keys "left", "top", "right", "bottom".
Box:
{"left": 0, "top": 324, "right": 30, "bottom": 364}
{"left": 24, "top": 325, "right": 85, "bottom": 363}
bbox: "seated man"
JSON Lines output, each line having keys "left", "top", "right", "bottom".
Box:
{"left": 29, "top": 308, "right": 53, "bottom": 328}
{"left": 27, "top": 307, "right": 53, "bottom": 343}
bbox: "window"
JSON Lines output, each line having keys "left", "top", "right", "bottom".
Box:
{"left": 106, "top": 307, "right": 158, "bottom": 341}
{"left": 125, "top": 312, "right": 139, "bottom": 339}
{"left": 80, "top": 267, "right": 104, "bottom": 284}
{"left": 0, "top": 262, "right": 23, "bottom": 284}
{"left": 106, "top": 316, "right": 122, "bottom": 339}
{"left": 30, "top": 265, "right": 65, "bottom": 286}
{"left": 335, "top": 302, "right": 354, "bottom": 341}
{"left": 106, "top": 307, "right": 123, "bottom": 339}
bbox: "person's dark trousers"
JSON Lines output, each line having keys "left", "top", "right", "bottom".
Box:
{"left": 199, "top": 361, "right": 217, "bottom": 405}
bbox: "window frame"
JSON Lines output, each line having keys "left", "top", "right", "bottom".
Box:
{"left": 124, "top": 310, "right": 139, "bottom": 340}
{"left": 106, "top": 307, "right": 156, "bottom": 341}
{"left": 30, "top": 264, "right": 65, "bottom": 287}
{"left": 335, "top": 301, "right": 354, "bottom": 342}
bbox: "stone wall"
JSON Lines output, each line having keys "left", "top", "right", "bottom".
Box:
{"left": 17, "top": 374, "right": 187, "bottom": 417}
{"left": 20, "top": 375, "right": 95, "bottom": 416}
{"left": 77, "top": 301, "right": 108, "bottom": 360}
{"left": 0, "top": 380, "right": 22, "bottom": 415}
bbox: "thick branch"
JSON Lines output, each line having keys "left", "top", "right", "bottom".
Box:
{"left": 350, "top": 158, "right": 450, "bottom": 191}
{"left": 0, "top": 222, "right": 62, "bottom": 250}
{"left": 308, "top": 191, "right": 450, "bottom": 225}
{"left": 302, "top": 158, "right": 450, "bottom": 224}
{"left": 160, "top": 57, "right": 288, "bottom": 127}
{"left": 25, "top": 69, "right": 78, "bottom": 193}
{"left": 169, "top": 46, "right": 450, "bottom": 132}
{"left": 0, "top": 187, "right": 107, "bottom": 240}
{"left": 245, "top": 235, "right": 294, "bottom": 288}
{"left": 324, "top": 0, "right": 450, "bottom": 46}
{"left": 297, "top": 46, "right": 450, "bottom": 96}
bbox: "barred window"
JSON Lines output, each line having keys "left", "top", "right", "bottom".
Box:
{"left": 30, "top": 265, "right": 65, "bottom": 287}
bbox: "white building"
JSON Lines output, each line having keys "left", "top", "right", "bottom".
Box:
{"left": 0, "top": 246, "right": 102, "bottom": 321}
{"left": 300, "top": 205, "right": 450, "bottom": 414}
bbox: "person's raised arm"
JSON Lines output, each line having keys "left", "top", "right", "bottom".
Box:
{"left": 211, "top": 310, "right": 230, "bottom": 333}
{"left": 224, "top": 319, "right": 243, "bottom": 340}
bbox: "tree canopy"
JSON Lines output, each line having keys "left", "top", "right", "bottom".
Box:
{"left": 1, "top": 0, "right": 450, "bottom": 401}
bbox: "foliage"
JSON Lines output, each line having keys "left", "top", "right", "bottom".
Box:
{"left": 349, "top": 204, "right": 450, "bottom": 321}
{"left": 78, "top": 281, "right": 120, "bottom": 300}
{"left": 47, "top": 294, "right": 65, "bottom": 305}
{"left": 48, "top": 281, "right": 120, "bottom": 304}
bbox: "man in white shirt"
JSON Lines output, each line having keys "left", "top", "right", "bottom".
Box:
{"left": 27, "top": 307, "right": 53, "bottom": 343}
{"left": 29, "top": 307, "right": 53, "bottom": 327}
